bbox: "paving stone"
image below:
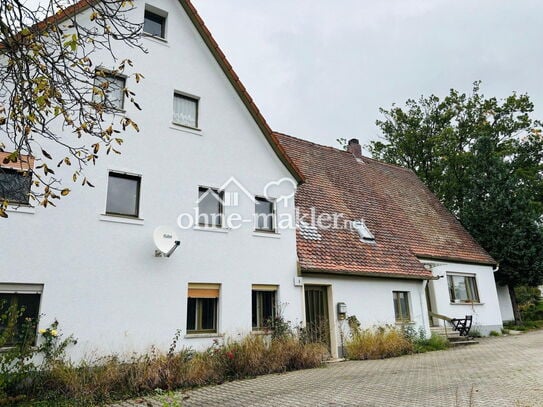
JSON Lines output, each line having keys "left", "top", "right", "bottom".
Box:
{"left": 114, "top": 330, "right": 543, "bottom": 406}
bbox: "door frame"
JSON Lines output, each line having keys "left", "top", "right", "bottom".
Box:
{"left": 303, "top": 284, "right": 337, "bottom": 358}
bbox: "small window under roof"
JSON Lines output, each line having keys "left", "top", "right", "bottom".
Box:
{"left": 352, "top": 220, "right": 375, "bottom": 243}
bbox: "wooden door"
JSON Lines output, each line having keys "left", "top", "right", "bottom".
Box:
{"left": 304, "top": 285, "right": 330, "bottom": 349}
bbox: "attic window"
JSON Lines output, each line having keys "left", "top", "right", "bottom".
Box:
{"left": 144, "top": 7, "right": 167, "bottom": 38}
{"left": 352, "top": 220, "right": 375, "bottom": 243}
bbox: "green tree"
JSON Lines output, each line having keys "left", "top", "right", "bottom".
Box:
{"left": 369, "top": 82, "right": 543, "bottom": 323}
{"left": 0, "top": 0, "right": 145, "bottom": 217}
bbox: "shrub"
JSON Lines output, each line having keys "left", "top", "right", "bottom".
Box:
{"left": 345, "top": 325, "right": 413, "bottom": 360}
{"left": 412, "top": 333, "right": 449, "bottom": 352}
{"left": 1, "top": 317, "right": 327, "bottom": 405}
{"left": 469, "top": 328, "right": 482, "bottom": 338}
{"left": 489, "top": 330, "right": 500, "bottom": 337}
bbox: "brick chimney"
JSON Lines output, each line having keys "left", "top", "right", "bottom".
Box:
{"left": 347, "top": 138, "right": 362, "bottom": 158}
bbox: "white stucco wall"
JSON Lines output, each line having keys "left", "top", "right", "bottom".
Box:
{"left": 496, "top": 285, "right": 514, "bottom": 323}
{"left": 422, "top": 259, "right": 503, "bottom": 335}
{"left": 301, "top": 275, "right": 429, "bottom": 358}
{"left": 1, "top": 0, "right": 302, "bottom": 361}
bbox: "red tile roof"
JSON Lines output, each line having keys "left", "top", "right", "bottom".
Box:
{"left": 276, "top": 133, "right": 496, "bottom": 279}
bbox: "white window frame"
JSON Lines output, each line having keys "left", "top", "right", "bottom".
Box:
{"left": 186, "top": 283, "right": 220, "bottom": 335}
{"left": 0, "top": 167, "right": 33, "bottom": 205}
{"left": 252, "top": 285, "right": 278, "bottom": 331}
{"left": 104, "top": 170, "right": 142, "bottom": 219}
{"left": 143, "top": 5, "right": 168, "bottom": 40}
{"left": 352, "top": 220, "right": 375, "bottom": 242}
{"left": 197, "top": 186, "right": 224, "bottom": 228}
{"left": 172, "top": 91, "right": 199, "bottom": 129}
{"left": 93, "top": 70, "right": 126, "bottom": 111}
{"left": 393, "top": 291, "right": 411, "bottom": 323}
{"left": 447, "top": 273, "right": 480, "bottom": 304}
{"left": 0, "top": 283, "right": 43, "bottom": 347}
{"left": 254, "top": 196, "right": 276, "bottom": 233}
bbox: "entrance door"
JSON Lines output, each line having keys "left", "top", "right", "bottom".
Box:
{"left": 425, "top": 282, "right": 436, "bottom": 326}
{"left": 304, "top": 285, "right": 330, "bottom": 348}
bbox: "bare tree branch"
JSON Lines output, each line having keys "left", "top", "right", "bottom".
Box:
{"left": 0, "top": 0, "right": 146, "bottom": 216}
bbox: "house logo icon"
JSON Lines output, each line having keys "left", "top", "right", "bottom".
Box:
{"left": 195, "top": 176, "right": 297, "bottom": 207}
{"left": 196, "top": 176, "right": 256, "bottom": 207}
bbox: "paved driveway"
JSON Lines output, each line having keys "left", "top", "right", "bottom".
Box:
{"left": 117, "top": 330, "right": 543, "bottom": 406}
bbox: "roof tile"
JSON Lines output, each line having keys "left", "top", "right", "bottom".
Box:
{"left": 277, "top": 133, "right": 496, "bottom": 279}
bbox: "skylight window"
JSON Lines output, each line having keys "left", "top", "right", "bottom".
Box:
{"left": 352, "top": 220, "right": 375, "bottom": 243}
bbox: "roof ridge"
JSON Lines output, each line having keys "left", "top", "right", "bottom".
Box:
{"left": 274, "top": 131, "right": 415, "bottom": 173}
{"left": 273, "top": 131, "right": 357, "bottom": 156}
{"left": 359, "top": 155, "right": 414, "bottom": 173}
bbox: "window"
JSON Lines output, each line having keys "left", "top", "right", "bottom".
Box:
{"left": 0, "top": 284, "right": 42, "bottom": 346}
{"left": 93, "top": 72, "right": 125, "bottom": 110}
{"left": 144, "top": 9, "right": 166, "bottom": 38}
{"left": 252, "top": 286, "right": 277, "bottom": 331}
{"left": 173, "top": 93, "right": 198, "bottom": 128}
{"left": 352, "top": 220, "right": 375, "bottom": 243}
{"left": 106, "top": 172, "right": 141, "bottom": 218}
{"left": 448, "top": 274, "right": 480, "bottom": 303}
{"left": 187, "top": 284, "right": 219, "bottom": 333}
{"left": 198, "top": 187, "right": 223, "bottom": 227}
{"left": 0, "top": 168, "right": 32, "bottom": 204}
{"left": 255, "top": 197, "right": 275, "bottom": 232}
{"left": 393, "top": 291, "right": 410, "bottom": 322}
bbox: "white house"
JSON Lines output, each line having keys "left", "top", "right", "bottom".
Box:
{"left": 0, "top": 0, "right": 305, "bottom": 361}
{"left": 1, "top": 0, "right": 511, "bottom": 361}
{"left": 276, "top": 135, "right": 506, "bottom": 356}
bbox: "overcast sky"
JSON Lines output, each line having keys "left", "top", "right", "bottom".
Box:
{"left": 191, "top": 0, "right": 543, "bottom": 152}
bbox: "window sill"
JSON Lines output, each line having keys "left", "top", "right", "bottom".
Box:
{"left": 252, "top": 231, "right": 281, "bottom": 239}
{"left": 395, "top": 321, "right": 415, "bottom": 325}
{"left": 6, "top": 204, "right": 35, "bottom": 214}
{"left": 184, "top": 333, "right": 222, "bottom": 339}
{"left": 99, "top": 214, "right": 144, "bottom": 225}
{"left": 142, "top": 33, "right": 168, "bottom": 45}
{"left": 193, "top": 226, "right": 229, "bottom": 234}
{"left": 450, "top": 302, "right": 484, "bottom": 306}
{"left": 169, "top": 123, "right": 203, "bottom": 136}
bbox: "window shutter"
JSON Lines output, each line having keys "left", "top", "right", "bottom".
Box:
{"left": 252, "top": 284, "right": 278, "bottom": 291}
{"left": 0, "top": 152, "right": 34, "bottom": 170}
{"left": 188, "top": 283, "right": 220, "bottom": 298}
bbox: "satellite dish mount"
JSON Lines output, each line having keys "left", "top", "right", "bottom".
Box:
{"left": 153, "top": 226, "right": 181, "bottom": 258}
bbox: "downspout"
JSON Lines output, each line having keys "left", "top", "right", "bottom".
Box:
{"left": 420, "top": 279, "right": 429, "bottom": 335}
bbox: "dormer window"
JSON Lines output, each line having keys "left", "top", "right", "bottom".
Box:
{"left": 352, "top": 220, "right": 375, "bottom": 243}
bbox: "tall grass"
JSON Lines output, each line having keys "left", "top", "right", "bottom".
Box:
{"left": 345, "top": 326, "right": 413, "bottom": 360}
{"left": 344, "top": 320, "right": 449, "bottom": 360}
{"left": 2, "top": 334, "right": 326, "bottom": 405}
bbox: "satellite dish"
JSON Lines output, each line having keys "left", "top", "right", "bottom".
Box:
{"left": 153, "top": 226, "right": 180, "bottom": 258}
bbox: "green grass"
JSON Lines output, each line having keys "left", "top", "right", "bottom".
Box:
{"left": 413, "top": 333, "right": 449, "bottom": 353}
{"left": 504, "top": 320, "right": 543, "bottom": 331}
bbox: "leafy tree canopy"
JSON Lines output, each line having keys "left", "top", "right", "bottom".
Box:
{"left": 369, "top": 82, "right": 543, "bottom": 290}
